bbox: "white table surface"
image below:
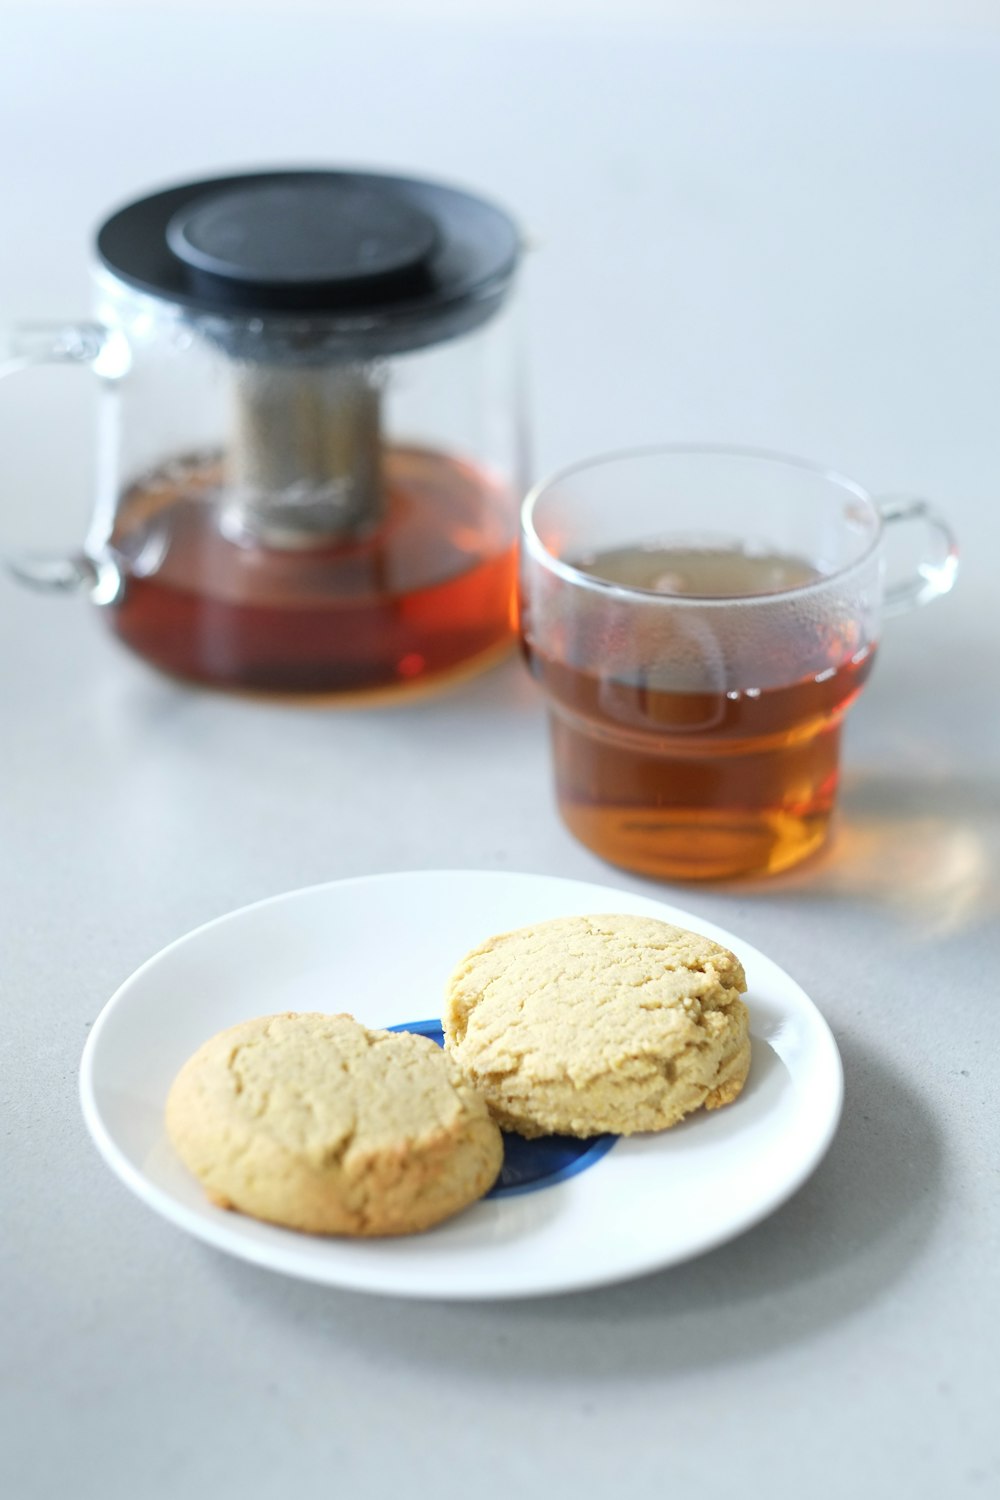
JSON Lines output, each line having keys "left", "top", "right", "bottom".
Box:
{"left": 1, "top": 7, "right": 998, "bottom": 1498}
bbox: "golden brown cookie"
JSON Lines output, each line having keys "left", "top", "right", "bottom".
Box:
{"left": 165, "top": 1012, "right": 503, "bottom": 1236}
{"left": 443, "top": 914, "right": 750, "bottom": 1138}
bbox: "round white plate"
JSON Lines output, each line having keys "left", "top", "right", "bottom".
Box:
{"left": 80, "top": 870, "right": 842, "bottom": 1300}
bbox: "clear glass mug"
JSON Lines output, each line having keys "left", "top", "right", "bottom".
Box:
{"left": 520, "top": 445, "right": 958, "bottom": 881}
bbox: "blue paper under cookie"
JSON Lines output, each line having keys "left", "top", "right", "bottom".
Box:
{"left": 388, "top": 1018, "right": 617, "bottom": 1197}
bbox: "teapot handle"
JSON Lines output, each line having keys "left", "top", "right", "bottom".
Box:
{"left": 1, "top": 321, "right": 128, "bottom": 602}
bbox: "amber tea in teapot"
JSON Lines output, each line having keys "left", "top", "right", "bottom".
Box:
{"left": 5, "top": 169, "right": 524, "bottom": 700}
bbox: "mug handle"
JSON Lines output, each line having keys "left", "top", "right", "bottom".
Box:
{"left": 876, "top": 494, "right": 959, "bottom": 618}
{"left": 1, "top": 321, "right": 127, "bottom": 602}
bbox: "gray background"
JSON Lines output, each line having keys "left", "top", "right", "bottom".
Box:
{"left": 1, "top": 7, "right": 997, "bottom": 1497}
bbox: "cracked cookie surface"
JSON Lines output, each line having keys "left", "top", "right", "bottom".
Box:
{"left": 165, "top": 1012, "right": 503, "bottom": 1236}
{"left": 443, "top": 914, "right": 750, "bottom": 1138}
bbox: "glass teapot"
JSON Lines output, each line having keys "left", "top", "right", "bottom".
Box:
{"left": 4, "top": 169, "right": 524, "bottom": 700}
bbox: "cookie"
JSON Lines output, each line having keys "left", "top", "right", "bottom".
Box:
{"left": 165, "top": 1012, "right": 504, "bottom": 1236}
{"left": 443, "top": 914, "right": 750, "bottom": 1138}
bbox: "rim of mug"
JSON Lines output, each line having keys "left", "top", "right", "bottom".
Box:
{"left": 520, "top": 443, "right": 883, "bottom": 606}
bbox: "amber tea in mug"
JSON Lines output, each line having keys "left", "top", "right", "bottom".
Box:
{"left": 520, "top": 447, "right": 957, "bottom": 880}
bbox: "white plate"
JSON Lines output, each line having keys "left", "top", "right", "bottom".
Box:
{"left": 80, "top": 870, "right": 842, "bottom": 1300}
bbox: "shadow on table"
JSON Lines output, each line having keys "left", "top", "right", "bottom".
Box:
{"left": 211, "top": 1035, "right": 945, "bottom": 1378}
{"left": 711, "top": 769, "right": 1000, "bottom": 939}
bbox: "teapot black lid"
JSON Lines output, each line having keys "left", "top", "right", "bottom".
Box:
{"left": 95, "top": 168, "right": 520, "bottom": 353}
